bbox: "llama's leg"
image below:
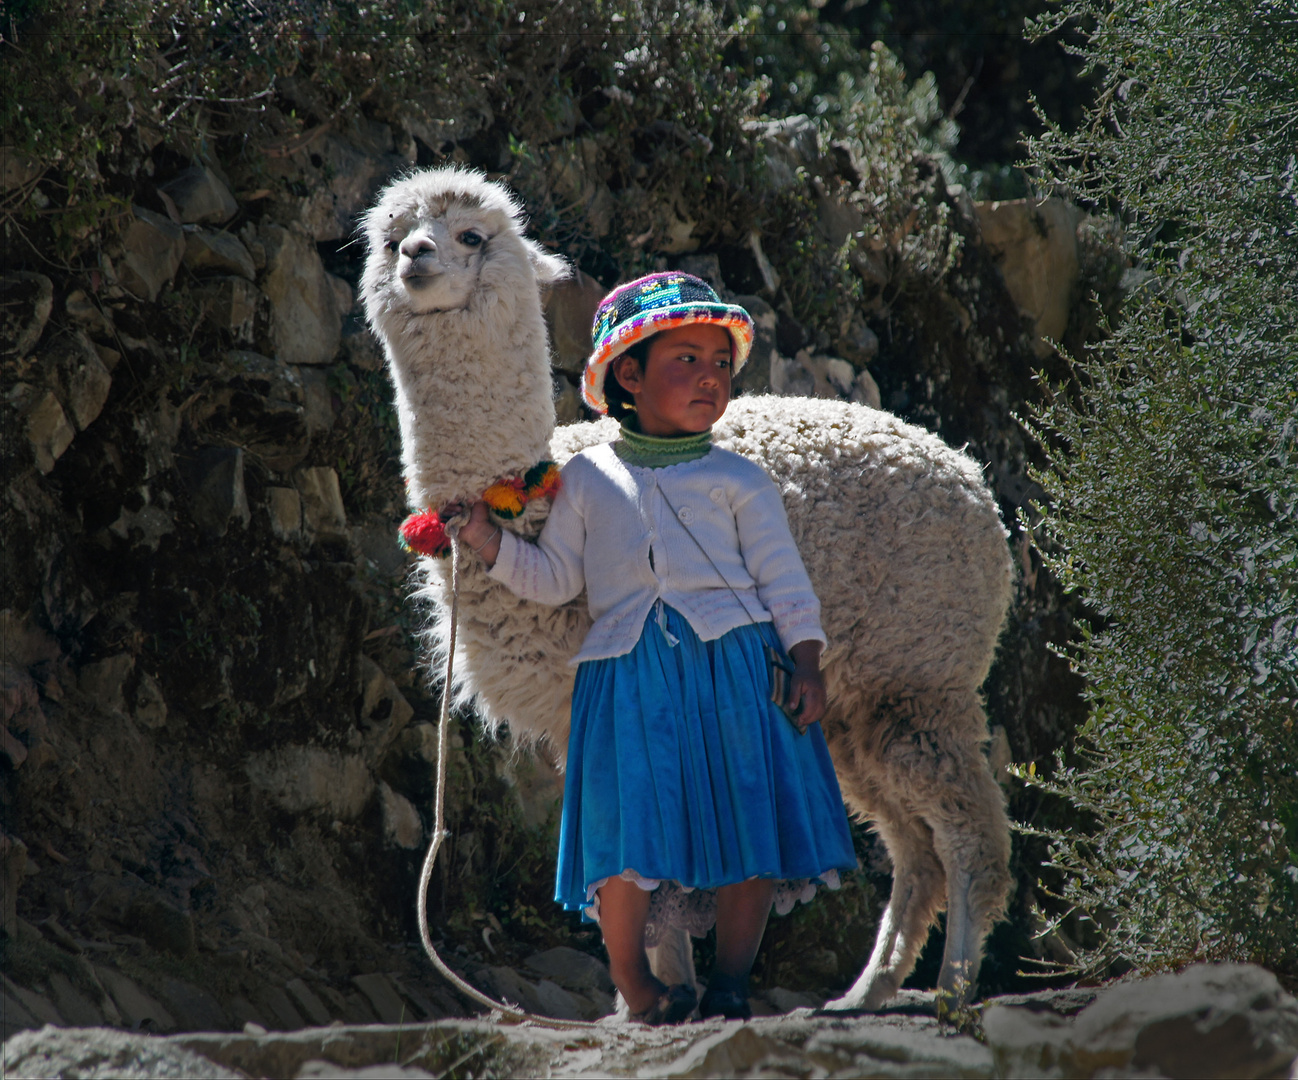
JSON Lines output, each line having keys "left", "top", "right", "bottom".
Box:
{"left": 647, "top": 927, "right": 698, "bottom": 995}
{"left": 925, "top": 743, "right": 1012, "bottom": 1018}
{"left": 824, "top": 809, "right": 946, "bottom": 1011}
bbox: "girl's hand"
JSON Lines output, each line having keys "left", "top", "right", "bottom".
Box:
{"left": 443, "top": 500, "right": 501, "bottom": 566}
{"left": 787, "top": 640, "right": 826, "bottom": 731}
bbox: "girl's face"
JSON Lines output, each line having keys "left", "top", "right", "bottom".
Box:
{"left": 612, "top": 323, "right": 733, "bottom": 436}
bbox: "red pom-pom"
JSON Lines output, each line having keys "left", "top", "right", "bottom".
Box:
{"left": 398, "top": 511, "right": 450, "bottom": 557}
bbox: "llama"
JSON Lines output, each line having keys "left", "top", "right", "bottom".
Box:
{"left": 361, "top": 166, "right": 1015, "bottom": 1015}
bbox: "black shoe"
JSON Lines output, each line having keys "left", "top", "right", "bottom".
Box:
{"left": 699, "top": 982, "right": 752, "bottom": 1021}
{"left": 632, "top": 983, "right": 697, "bottom": 1026}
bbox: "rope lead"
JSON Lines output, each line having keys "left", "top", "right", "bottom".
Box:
{"left": 415, "top": 523, "right": 600, "bottom": 1031}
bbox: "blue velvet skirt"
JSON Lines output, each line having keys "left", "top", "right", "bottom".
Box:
{"left": 555, "top": 603, "right": 857, "bottom": 924}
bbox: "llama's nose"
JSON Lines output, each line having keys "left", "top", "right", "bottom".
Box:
{"left": 400, "top": 233, "right": 437, "bottom": 259}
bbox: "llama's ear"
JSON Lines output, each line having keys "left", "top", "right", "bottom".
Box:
{"left": 524, "top": 239, "right": 572, "bottom": 286}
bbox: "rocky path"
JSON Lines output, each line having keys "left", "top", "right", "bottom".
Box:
{"left": 5, "top": 963, "right": 1297, "bottom": 1079}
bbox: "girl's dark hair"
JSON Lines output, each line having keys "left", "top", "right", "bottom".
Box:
{"left": 605, "top": 338, "right": 651, "bottom": 420}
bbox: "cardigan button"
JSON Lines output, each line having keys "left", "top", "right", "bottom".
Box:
{"left": 677, "top": 506, "right": 694, "bottom": 524}
{"left": 709, "top": 487, "right": 724, "bottom": 503}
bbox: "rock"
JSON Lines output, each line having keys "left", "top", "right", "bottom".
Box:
{"left": 676, "top": 254, "right": 724, "bottom": 290}
{"left": 0, "top": 610, "right": 60, "bottom": 668}
{"left": 2, "top": 835, "right": 29, "bottom": 936}
{"left": 1, "top": 145, "right": 42, "bottom": 191}
{"left": 185, "top": 447, "right": 251, "bottom": 537}
{"left": 261, "top": 225, "right": 343, "bottom": 365}
{"left": 284, "top": 979, "right": 333, "bottom": 1027}
{"left": 339, "top": 321, "right": 384, "bottom": 371}
{"left": 744, "top": 114, "right": 820, "bottom": 191}
{"left": 329, "top": 274, "right": 354, "bottom": 317}
{"left": 495, "top": 751, "right": 563, "bottom": 831}
{"left": 1, "top": 272, "right": 54, "bottom": 357}
{"left": 352, "top": 973, "right": 406, "bottom": 1025}
{"left": 246, "top": 746, "right": 373, "bottom": 819}
{"left": 183, "top": 229, "right": 256, "bottom": 279}
{"left": 769, "top": 353, "right": 814, "bottom": 398}
{"left": 3, "top": 1027, "right": 244, "bottom": 1079}
{"left": 983, "top": 962, "right": 1298, "bottom": 1080}
{"left": 542, "top": 269, "right": 606, "bottom": 375}
{"left": 266, "top": 487, "right": 302, "bottom": 540}
{"left": 253, "top": 985, "right": 306, "bottom": 1031}
{"left": 97, "top": 967, "right": 177, "bottom": 1032}
{"left": 131, "top": 671, "right": 167, "bottom": 728}
{"left": 65, "top": 289, "right": 115, "bottom": 338}
{"left": 547, "top": 138, "right": 614, "bottom": 239}
{"left": 1, "top": 727, "right": 28, "bottom": 768}
{"left": 78, "top": 653, "right": 134, "bottom": 715}
{"left": 1, "top": 991, "right": 38, "bottom": 1040}
{"left": 851, "top": 368, "right": 882, "bottom": 409}
{"left": 295, "top": 466, "right": 347, "bottom": 537}
{"left": 297, "top": 366, "right": 335, "bottom": 434}
{"left": 108, "top": 504, "right": 175, "bottom": 552}
{"left": 159, "top": 978, "right": 229, "bottom": 1032}
{"left": 523, "top": 946, "right": 614, "bottom": 995}
{"left": 20, "top": 388, "right": 75, "bottom": 473}
{"left": 159, "top": 165, "right": 238, "bottom": 224}
{"left": 730, "top": 294, "right": 777, "bottom": 397}
{"left": 764, "top": 986, "right": 823, "bottom": 1011}
{"left": 47, "top": 972, "right": 104, "bottom": 1027}
{"left": 194, "top": 276, "right": 258, "bottom": 340}
{"left": 974, "top": 197, "right": 1082, "bottom": 358}
{"left": 359, "top": 657, "right": 414, "bottom": 752}
{"left": 204, "top": 351, "right": 309, "bottom": 472}
{"left": 119, "top": 206, "right": 186, "bottom": 302}
{"left": 125, "top": 893, "right": 197, "bottom": 958}
{"left": 553, "top": 377, "right": 581, "bottom": 425}
{"left": 279, "top": 131, "right": 404, "bottom": 243}
{"left": 533, "top": 980, "right": 584, "bottom": 1021}
{"left": 3, "top": 977, "right": 63, "bottom": 1027}
{"left": 378, "top": 782, "right": 423, "bottom": 850}
{"left": 49, "top": 331, "right": 113, "bottom": 430}
{"left": 480, "top": 967, "right": 546, "bottom": 1015}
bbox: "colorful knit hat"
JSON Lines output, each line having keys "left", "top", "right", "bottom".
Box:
{"left": 581, "top": 272, "right": 755, "bottom": 414}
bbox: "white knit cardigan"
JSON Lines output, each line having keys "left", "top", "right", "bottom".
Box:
{"left": 488, "top": 442, "right": 827, "bottom": 665}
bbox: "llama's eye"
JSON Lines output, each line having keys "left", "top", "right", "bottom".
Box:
{"left": 458, "top": 231, "right": 483, "bottom": 248}
{"left": 385, "top": 238, "right": 400, "bottom": 253}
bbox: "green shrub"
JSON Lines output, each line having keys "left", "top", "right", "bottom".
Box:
{"left": 1021, "top": 0, "right": 1298, "bottom": 980}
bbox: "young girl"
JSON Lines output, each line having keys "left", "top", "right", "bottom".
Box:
{"left": 456, "top": 272, "right": 857, "bottom": 1024}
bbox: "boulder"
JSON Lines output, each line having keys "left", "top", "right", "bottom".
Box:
{"left": 283, "top": 979, "right": 332, "bottom": 1027}
{"left": 194, "top": 276, "right": 258, "bottom": 340}
{"left": 118, "top": 206, "right": 186, "bottom": 302}
{"left": 266, "top": 487, "right": 302, "bottom": 541}
{"left": 542, "top": 269, "right": 606, "bottom": 375}
{"left": 295, "top": 466, "right": 347, "bottom": 537}
{"left": 730, "top": 293, "right": 777, "bottom": 396}
{"left": 351, "top": 973, "right": 406, "bottom": 1025}
{"left": 183, "top": 230, "right": 256, "bottom": 280}
{"left": 49, "top": 331, "right": 112, "bottom": 430}
{"left": 64, "top": 289, "right": 115, "bottom": 338}
{"left": 184, "top": 447, "right": 251, "bottom": 537}
{"left": 133, "top": 671, "right": 168, "bottom": 729}
{"left": 261, "top": 225, "right": 343, "bottom": 366}
{"left": 1, "top": 835, "right": 28, "bottom": 937}
{"left": 744, "top": 114, "right": 820, "bottom": 191}
{"left": 1, "top": 272, "right": 53, "bottom": 357}
{"left": 159, "top": 165, "right": 238, "bottom": 225}
{"left": 19, "top": 387, "right": 75, "bottom": 474}
{"left": 97, "top": 967, "right": 177, "bottom": 1032}
{"left": 974, "top": 197, "right": 1082, "bottom": 358}
{"left": 983, "top": 962, "right": 1298, "bottom": 1080}
{"left": 246, "top": 746, "right": 373, "bottom": 819}
{"left": 78, "top": 653, "right": 134, "bottom": 715}
{"left": 523, "top": 946, "right": 614, "bottom": 995}
{"left": 1, "top": 145, "right": 42, "bottom": 192}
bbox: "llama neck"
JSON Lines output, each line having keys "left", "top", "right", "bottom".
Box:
{"left": 385, "top": 295, "right": 556, "bottom": 512}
